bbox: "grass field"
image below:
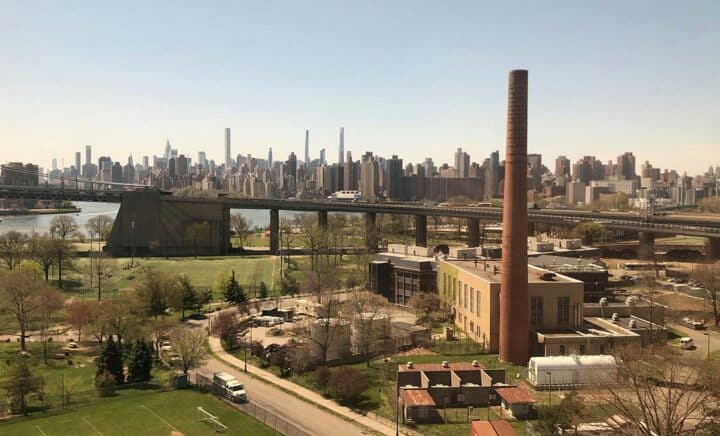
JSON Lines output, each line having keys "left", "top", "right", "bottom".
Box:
{"left": 2, "top": 390, "right": 278, "bottom": 436}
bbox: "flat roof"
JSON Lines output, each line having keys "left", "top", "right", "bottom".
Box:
{"left": 471, "top": 420, "right": 517, "bottom": 436}
{"left": 400, "top": 389, "right": 435, "bottom": 407}
{"left": 398, "top": 362, "right": 484, "bottom": 372}
{"left": 442, "top": 259, "right": 581, "bottom": 284}
{"left": 495, "top": 387, "right": 536, "bottom": 404}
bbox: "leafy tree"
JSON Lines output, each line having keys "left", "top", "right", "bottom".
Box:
{"left": 692, "top": 263, "right": 720, "bottom": 327}
{"left": 85, "top": 215, "right": 114, "bottom": 242}
{"left": 178, "top": 274, "right": 200, "bottom": 319}
{"left": 134, "top": 270, "right": 180, "bottom": 319}
{"left": 3, "top": 357, "right": 42, "bottom": 415}
{"left": 258, "top": 281, "right": 269, "bottom": 299}
{"left": 223, "top": 270, "right": 247, "bottom": 305}
{"left": 573, "top": 222, "right": 604, "bottom": 245}
{"left": 37, "top": 288, "right": 65, "bottom": 364}
{"left": 212, "top": 310, "right": 241, "bottom": 348}
{"left": 96, "top": 336, "right": 124, "bottom": 385}
{"left": 0, "top": 261, "right": 45, "bottom": 350}
{"left": 27, "top": 232, "right": 55, "bottom": 281}
{"left": 408, "top": 292, "right": 441, "bottom": 323}
{"left": 230, "top": 214, "right": 254, "bottom": 250}
{"left": 698, "top": 196, "right": 720, "bottom": 213}
{"left": 169, "top": 326, "right": 208, "bottom": 374}
{"left": 0, "top": 231, "right": 27, "bottom": 270}
{"left": 50, "top": 236, "right": 77, "bottom": 289}
{"left": 127, "top": 339, "right": 153, "bottom": 383}
{"left": 66, "top": 299, "right": 92, "bottom": 341}
{"left": 281, "top": 276, "right": 299, "bottom": 296}
{"left": 103, "top": 300, "right": 137, "bottom": 350}
{"left": 326, "top": 367, "right": 368, "bottom": 403}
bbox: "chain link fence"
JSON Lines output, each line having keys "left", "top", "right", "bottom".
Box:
{"left": 195, "top": 373, "right": 311, "bottom": 436}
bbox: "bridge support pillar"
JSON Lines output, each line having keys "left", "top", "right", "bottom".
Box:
{"left": 528, "top": 222, "right": 536, "bottom": 236}
{"left": 270, "top": 209, "right": 279, "bottom": 255}
{"left": 467, "top": 218, "right": 480, "bottom": 248}
{"left": 318, "top": 211, "right": 328, "bottom": 229}
{"left": 707, "top": 238, "right": 720, "bottom": 260}
{"left": 415, "top": 215, "right": 427, "bottom": 247}
{"left": 364, "top": 212, "right": 378, "bottom": 252}
{"left": 638, "top": 232, "right": 655, "bottom": 260}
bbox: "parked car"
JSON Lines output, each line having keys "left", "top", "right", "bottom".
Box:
{"left": 679, "top": 337, "right": 695, "bottom": 350}
{"left": 683, "top": 317, "right": 705, "bottom": 330}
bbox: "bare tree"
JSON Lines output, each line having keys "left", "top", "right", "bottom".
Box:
{"left": 27, "top": 232, "right": 55, "bottom": 281}
{"left": 49, "top": 215, "right": 78, "bottom": 240}
{"left": 593, "top": 344, "right": 720, "bottom": 436}
{"left": 87, "top": 252, "right": 116, "bottom": 301}
{"left": 307, "top": 289, "right": 346, "bottom": 364}
{"left": 344, "top": 291, "right": 391, "bottom": 366}
{"left": 88, "top": 301, "right": 109, "bottom": 344}
{"left": 50, "top": 236, "right": 77, "bottom": 289}
{"left": 85, "top": 215, "right": 114, "bottom": 242}
{"left": 66, "top": 299, "right": 92, "bottom": 342}
{"left": 103, "top": 300, "right": 137, "bottom": 349}
{"left": 328, "top": 214, "right": 347, "bottom": 264}
{"left": 230, "top": 214, "right": 253, "bottom": 251}
{"left": 0, "top": 262, "right": 45, "bottom": 350}
{"left": 692, "top": 263, "right": 720, "bottom": 327}
{"left": 37, "top": 288, "right": 65, "bottom": 364}
{"left": 295, "top": 214, "right": 327, "bottom": 275}
{"left": 0, "top": 231, "right": 27, "bottom": 270}
{"left": 169, "top": 326, "right": 209, "bottom": 374}
{"left": 186, "top": 221, "right": 208, "bottom": 259}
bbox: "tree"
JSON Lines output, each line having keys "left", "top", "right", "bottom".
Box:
{"left": 573, "top": 222, "right": 605, "bottom": 245}
{"left": 307, "top": 290, "right": 346, "bottom": 365}
{"left": 88, "top": 252, "right": 116, "bottom": 301}
{"left": 594, "top": 344, "right": 720, "bottom": 436}
{"left": 0, "top": 231, "right": 27, "bottom": 270}
{"left": 692, "top": 263, "right": 720, "bottom": 327}
{"left": 327, "top": 367, "right": 369, "bottom": 403}
{"left": 66, "top": 299, "right": 92, "bottom": 341}
{"left": 87, "top": 301, "right": 109, "bottom": 344}
{"left": 85, "top": 215, "right": 114, "bottom": 242}
{"left": 223, "top": 270, "right": 247, "bottom": 305}
{"left": 37, "top": 287, "right": 65, "bottom": 364}
{"left": 178, "top": 274, "right": 200, "bottom": 319}
{"left": 49, "top": 215, "right": 78, "bottom": 240}
{"left": 344, "top": 291, "right": 391, "bottom": 366}
{"left": 134, "top": 270, "right": 180, "bottom": 319}
{"left": 295, "top": 214, "right": 327, "bottom": 278}
{"left": 168, "top": 326, "right": 208, "bottom": 374}
{"left": 103, "top": 300, "right": 137, "bottom": 350}
{"left": 258, "top": 281, "right": 269, "bottom": 299}
{"left": 96, "top": 336, "right": 124, "bottom": 385}
{"left": 0, "top": 261, "right": 45, "bottom": 350}
{"left": 328, "top": 214, "right": 347, "bottom": 264}
{"left": 230, "top": 214, "right": 253, "bottom": 251}
{"left": 698, "top": 197, "right": 720, "bottom": 214}
{"left": 127, "top": 339, "right": 153, "bottom": 383}
{"left": 212, "top": 310, "right": 241, "bottom": 348}
{"left": 3, "top": 357, "right": 41, "bottom": 415}
{"left": 27, "top": 232, "right": 54, "bottom": 281}
{"left": 50, "top": 236, "right": 77, "bottom": 289}
{"left": 408, "top": 292, "right": 441, "bottom": 323}
{"left": 187, "top": 221, "right": 208, "bottom": 259}
{"left": 536, "top": 391, "right": 587, "bottom": 434}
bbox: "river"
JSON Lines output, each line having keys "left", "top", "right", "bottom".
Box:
{"left": 0, "top": 202, "right": 317, "bottom": 235}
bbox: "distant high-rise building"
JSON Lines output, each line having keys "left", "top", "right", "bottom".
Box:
{"left": 385, "top": 155, "right": 403, "bottom": 200}
{"left": 304, "top": 130, "right": 310, "bottom": 166}
{"left": 572, "top": 156, "right": 604, "bottom": 184}
{"left": 51, "top": 158, "right": 57, "bottom": 171}
{"left": 360, "top": 152, "right": 379, "bottom": 199}
{"left": 177, "top": 154, "right": 188, "bottom": 178}
{"left": 319, "top": 148, "right": 326, "bottom": 165}
{"left": 344, "top": 151, "right": 355, "bottom": 190}
{"left": 454, "top": 148, "right": 470, "bottom": 178}
{"left": 164, "top": 139, "right": 171, "bottom": 160}
{"left": 483, "top": 150, "right": 500, "bottom": 200}
{"left": 75, "top": 152, "right": 81, "bottom": 176}
{"left": 617, "top": 152, "right": 636, "bottom": 180}
{"left": 198, "top": 152, "right": 207, "bottom": 168}
{"left": 555, "top": 155, "right": 570, "bottom": 178}
{"left": 111, "top": 162, "right": 123, "bottom": 183}
{"left": 168, "top": 157, "right": 176, "bottom": 178}
{"left": 85, "top": 145, "right": 92, "bottom": 165}
{"left": 423, "top": 158, "right": 436, "bottom": 177}
{"left": 527, "top": 153, "right": 542, "bottom": 191}
{"left": 338, "top": 127, "right": 344, "bottom": 165}
{"left": 225, "top": 128, "right": 231, "bottom": 167}
{"left": 143, "top": 156, "right": 149, "bottom": 169}
{"left": 268, "top": 147, "right": 272, "bottom": 167}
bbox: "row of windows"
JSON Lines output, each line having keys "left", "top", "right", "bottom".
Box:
{"left": 530, "top": 296, "right": 572, "bottom": 327}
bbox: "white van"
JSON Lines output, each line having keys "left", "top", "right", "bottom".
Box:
{"left": 679, "top": 337, "right": 695, "bottom": 350}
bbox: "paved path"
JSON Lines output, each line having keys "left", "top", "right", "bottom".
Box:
{"left": 207, "top": 336, "right": 404, "bottom": 436}
{"left": 668, "top": 323, "right": 720, "bottom": 358}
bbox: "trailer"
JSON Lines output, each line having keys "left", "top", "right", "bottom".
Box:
{"left": 527, "top": 355, "right": 616, "bottom": 389}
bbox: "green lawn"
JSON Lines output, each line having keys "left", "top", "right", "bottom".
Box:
{"left": 1, "top": 389, "right": 279, "bottom": 436}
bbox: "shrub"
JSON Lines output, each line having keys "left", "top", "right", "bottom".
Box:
{"left": 267, "top": 327, "right": 283, "bottom": 337}
{"left": 248, "top": 340, "right": 264, "bottom": 357}
{"left": 326, "top": 367, "right": 368, "bottom": 403}
{"left": 313, "top": 366, "right": 332, "bottom": 388}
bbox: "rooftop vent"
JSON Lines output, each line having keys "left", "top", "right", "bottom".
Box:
{"left": 442, "top": 361, "right": 449, "bottom": 368}
{"left": 611, "top": 313, "right": 619, "bottom": 322}
{"left": 538, "top": 272, "right": 557, "bottom": 281}
{"left": 599, "top": 297, "right": 609, "bottom": 306}
{"left": 628, "top": 320, "right": 637, "bottom": 328}
{"left": 626, "top": 296, "right": 639, "bottom": 306}
{"left": 406, "top": 361, "right": 414, "bottom": 369}
{"left": 472, "top": 360, "right": 479, "bottom": 367}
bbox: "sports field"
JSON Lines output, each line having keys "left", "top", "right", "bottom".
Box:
{"left": 2, "top": 390, "right": 278, "bottom": 436}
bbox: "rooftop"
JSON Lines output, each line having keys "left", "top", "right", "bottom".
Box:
{"left": 398, "top": 362, "right": 484, "bottom": 372}
{"left": 442, "top": 259, "right": 582, "bottom": 284}
{"left": 471, "top": 420, "right": 517, "bottom": 436}
{"left": 495, "top": 386, "right": 536, "bottom": 405}
{"left": 400, "top": 389, "right": 436, "bottom": 407}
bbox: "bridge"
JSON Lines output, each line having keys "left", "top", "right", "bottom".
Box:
{"left": 1, "top": 185, "right": 719, "bottom": 258}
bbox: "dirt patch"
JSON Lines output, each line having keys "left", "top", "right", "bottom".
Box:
{"left": 170, "top": 431, "right": 184, "bottom": 436}
{"left": 655, "top": 293, "right": 706, "bottom": 313}
{"left": 395, "top": 347, "right": 435, "bottom": 356}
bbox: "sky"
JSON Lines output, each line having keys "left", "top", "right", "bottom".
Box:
{"left": 0, "top": 0, "right": 718, "bottom": 175}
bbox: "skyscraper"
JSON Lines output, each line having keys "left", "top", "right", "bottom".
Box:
{"left": 454, "top": 147, "right": 470, "bottom": 178}
{"left": 386, "top": 155, "right": 403, "bottom": 200}
{"left": 225, "top": 128, "right": 231, "bottom": 167}
{"left": 616, "top": 152, "right": 636, "bottom": 180}
{"left": 555, "top": 155, "right": 570, "bottom": 178}
{"left": 75, "top": 152, "right": 81, "bottom": 176}
{"left": 85, "top": 145, "right": 92, "bottom": 165}
{"left": 51, "top": 158, "right": 57, "bottom": 171}
{"left": 338, "top": 127, "right": 344, "bottom": 165}
{"left": 319, "top": 148, "right": 326, "bottom": 165}
{"left": 268, "top": 147, "right": 273, "bottom": 167}
{"left": 304, "top": 130, "right": 310, "bottom": 166}
{"left": 198, "top": 152, "right": 207, "bottom": 168}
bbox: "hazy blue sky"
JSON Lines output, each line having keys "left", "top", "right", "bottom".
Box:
{"left": 1, "top": 1, "right": 717, "bottom": 174}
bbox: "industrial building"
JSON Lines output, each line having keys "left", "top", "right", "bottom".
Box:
{"left": 528, "top": 255, "right": 610, "bottom": 302}
{"left": 369, "top": 246, "right": 437, "bottom": 305}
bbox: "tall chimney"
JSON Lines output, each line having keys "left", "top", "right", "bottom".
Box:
{"left": 499, "top": 69, "right": 529, "bottom": 364}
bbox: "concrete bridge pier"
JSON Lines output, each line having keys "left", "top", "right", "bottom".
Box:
{"left": 528, "top": 222, "right": 536, "bottom": 236}
{"left": 270, "top": 209, "right": 279, "bottom": 255}
{"left": 707, "top": 237, "right": 720, "bottom": 260}
{"left": 364, "top": 212, "right": 378, "bottom": 252}
{"left": 467, "top": 218, "right": 480, "bottom": 248}
{"left": 318, "top": 211, "right": 328, "bottom": 229}
{"left": 415, "top": 215, "right": 427, "bottom": 247}
{"left": 638, "top": 231, "right": 656, "bottom": 260}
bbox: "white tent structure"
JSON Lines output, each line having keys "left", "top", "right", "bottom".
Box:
{"left": 527, "top": 355, "right": 617, "bottom": 388}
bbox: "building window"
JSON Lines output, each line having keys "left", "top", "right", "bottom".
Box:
{"left": 476, "top": 290, "right": 480, "bottom": 316}
{"left": 530, "top": 296, "right": 544, "bottom": 327}
{"left": 579, "top": 344, "right": 586, "bottom": 355}
{"left": 464, "top": 284, "right": 468, "bottom": 309}
{"left": 557, "top": 296, "right": 570, "bottom": 325}
{"left": 559, "top": 345, "right": 566, "bottom": 355}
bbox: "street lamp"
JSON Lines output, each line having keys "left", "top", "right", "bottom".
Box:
{"left": 547, "top": 371, "right": 552, "bottom": 408}
{"left": 704, "top": 332, "right": 710, "bottom": 360}
{"left": 130, "top": 220, "right": 136, "bottom": 267}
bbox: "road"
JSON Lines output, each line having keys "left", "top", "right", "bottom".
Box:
{"left": 668, "top": 323, "right": 720, "bottom": 358}
{"left": 192, "top": 359, "right": 370, "bottom": 436}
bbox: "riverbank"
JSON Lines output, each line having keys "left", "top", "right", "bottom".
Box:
{"left": 0, "top": 207, "right": 81, "bottom": 216}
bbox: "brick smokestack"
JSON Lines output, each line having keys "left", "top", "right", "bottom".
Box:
{"left": 499, "top": 69, "right": 529, "bottom": 364}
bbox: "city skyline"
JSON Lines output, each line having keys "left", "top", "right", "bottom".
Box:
{"left": 1, "top": 1, "right": 717, "bottom": 174}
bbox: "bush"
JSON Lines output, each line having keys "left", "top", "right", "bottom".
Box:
{"left": 313, "top": 366, "right": 332, "bottom": 388}
{"left": 267, "top": 327, "right": 283, "bottom": 337}
{"left": 248, "top": 340, "right": 264, "bottom": 357}
{"left": 95, "top": 371, "right": 117, "bottom": 397}
{"left": 326, "top": 367, "right": 368, "bottom": 403}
